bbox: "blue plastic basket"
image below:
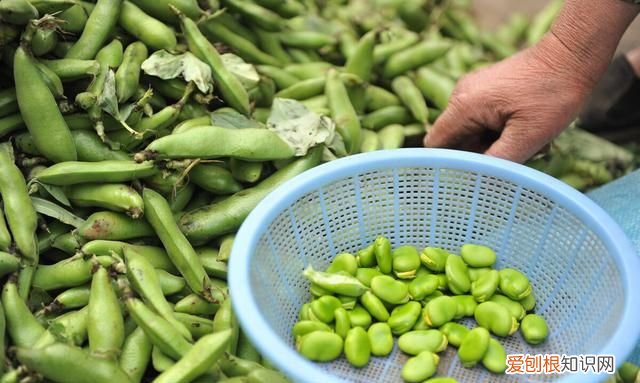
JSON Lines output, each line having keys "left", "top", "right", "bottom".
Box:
{"left": 229, "top": 149, "right": 640, "bottom": 383}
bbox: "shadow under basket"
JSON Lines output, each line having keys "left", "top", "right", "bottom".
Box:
{"left": 229, "top": 148, "right": 640, "bottom": 383}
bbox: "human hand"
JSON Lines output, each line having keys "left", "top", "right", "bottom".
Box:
{"left": 424, "top": 35, "right": 596, "bottom": 163}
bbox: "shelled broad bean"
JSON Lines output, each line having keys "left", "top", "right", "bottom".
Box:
{"left": 0, "top": 0, "right": 635, "bottom": 381}
{"left": 296, "top": 239, "right": 549, "bottom": 381}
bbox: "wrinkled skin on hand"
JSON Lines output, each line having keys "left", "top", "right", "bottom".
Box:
{"left": 424, "top": 40, "right": 592, "bottom": 163}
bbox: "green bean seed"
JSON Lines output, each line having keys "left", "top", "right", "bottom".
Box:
{"left": 489, "top": 294, "right": 526, "bottom": 321}
{"left": 409, "top": 274, "right": 439, "bottom": 301}
{"left": 440, "top": 322, "right": 470, "bottom": 348}
{"left": 325, "top": 253, "right": 358, "bottom": 275}
{"left": 388, "top": 301, "right": 421, "bottom": 335}
{"left": 445, "top": 254, "right": 471, "bottom": 294}
{"left": 402, "top": 351, "right": 439, "bottom": 382}
{"left": 398, "top": 330, "right": 447, "bottom": 355}
{"left": 520, "top": 314, "right": 548, "bottom": 345}
{"left": 482, "top": 338, "right": 507, "bottom": 374}
{"left": 334, "top": 307, "right": 351, "bottom": 339}
{"left": 499, "top": 268, "right": 532, "bottom": 300}
{"left": 468, "top": 267, "right": 493, "bottom": 282}
{"left": 374, "top": 236, "right": 392, "bottom": 274}
{"left": 452, "top": 295, "right": 478, "bottom": 319}
{"left": 520, "top": 292, "right": 537, "bottom": 312}
{"left": 420, "top": 247, "right": 449, "bottom": 272}
{"left": 310, "top": 295, "right": 342, "bottom": 323}
{"left": 422, "top": 296, "right": 457, "bottom": 327}
{"left": 371, "top": 275, "right": 410, "bottom": 304}
{"left": 474, "top": 301, "right": 519, "bottom": 337}
{"left": 367, "top": 322, "right": 393, "bottom": 357}
{"left": 458, "top": 327, "right": 490, "bottom": 368}
{"left": 360, "top": 291, "right": 390, "bottom": 322}
{"left": 355, "top": 268, "right": 383, "bottom": 287}
{"left": 392, "top": 245, "right": 420, "bottom": 279}
{"left": 460, "top": 244, "right": 497, "bottom": 268}
{"left": 471, "top": 269, "right": 499, "bottom": 302}
{"left": 344, "top": 327, "right": 370, "bottom": 368}
{"left": 296, "top": 331, "right": 343, "bottom": 362}
{"left": 356, "top": 244, "right": 376, "bottom": 267}
{"left": 349, "top": 304, "right": 372, "bottom": 329}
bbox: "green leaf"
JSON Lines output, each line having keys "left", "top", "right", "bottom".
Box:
{"left": 141, "top": 50, "right": 213, "bottom": 93}
{"left": 210, "top": 108, "right": 264, "bottom": 130}
{"left": 98, "top": 70, "right": 120, "bottom": 120}
{"left": 221, "top": 53, "right": 259, "bottom": 91}
{"left": 31, "top": 197, "right": 84, "bottom": 228}
{"left": 38, "top": 183, "right": 71, "bottom": 207}
{"left": 182, "top": 52, "right": 214, "bottom": 94}
{"left": 267, "top": 98, "right": 336, "bottom": 156}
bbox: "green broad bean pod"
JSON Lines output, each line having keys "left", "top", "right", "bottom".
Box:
{"left": 88, "top": 267, "right": 125, "bottom": 359}
{"left": 141, "top": 125, "right": 294, "bottom": 161}
{"left": 65, "top": 0, "right": 122, "bottom": 60}
{"left": 67, "top": 183, "right": 144, "bottom": 218}
{"left": 119, "top": 1, "right": 177, "bottom": 51}
{"left": 326, "top": 68, "right": 361, "bottom": 154}
{"left": 154, "top": 330, "right": 231, "bottom": 383}
{"left": 116, "top": 42, "right": 148, "bottom": 103}
{"left": 177, "top": 9, "right": 250, "bottom": 115}
{"left": 77, "top": 211, "right": 154, "bottom": 240}
{"left": 119, "top": 327, "right": 152, "bottom": 383}
{"left": 0, "top": 144, "right": 37, "bottom": 262}
{"left": 14, "top": 46, "right": 76, "bottom": 163}
{"left": 36, "top": 160, "right": 158, "bottom": 186}
{"left": 384, "top": 40, "right": 451, "bottom": 78}
{"left": 178, "top": 148, "right": 321, "bottom": 243}
{"left": 16, "top": 343, "right": 132, "bottom": 383}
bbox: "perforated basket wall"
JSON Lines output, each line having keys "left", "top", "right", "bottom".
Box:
{"left": 230, "top": 149, "right": 640, "bottom": 383}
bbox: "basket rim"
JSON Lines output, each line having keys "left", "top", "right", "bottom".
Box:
{"left": 229, "top": 148, "right": 640, "bottom": 383}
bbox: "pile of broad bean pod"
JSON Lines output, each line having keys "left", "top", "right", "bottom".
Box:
{"left": 0, "top": 0, "right": 638, "bottom": 382}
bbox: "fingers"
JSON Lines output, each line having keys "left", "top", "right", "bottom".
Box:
{"left": 423, "top": 101, "right": 475, "bottom": 149}
{"left": 484, "top": 125, "right": 544, "bottom": 164}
